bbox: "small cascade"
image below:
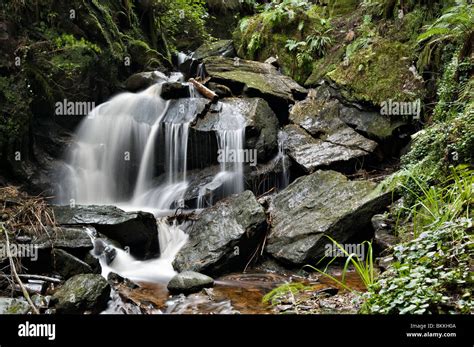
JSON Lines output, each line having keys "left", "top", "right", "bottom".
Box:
{"left": 196, "top": 102, "right": 246, "bottom": 208}
{"left": 90, "top": 220, "right": 188, "bottom": 283}
{"left": 277, "top": 131, "right": 290, "bottom": 190}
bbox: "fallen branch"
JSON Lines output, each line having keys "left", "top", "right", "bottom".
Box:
{"left": 5, "top": 274, "right": 62, "bottom": 284}
{"left": 1, "top": 224, "right": 40, "bottom": 314}
{"left": 189, "top": 78, "right": 218, "bottom": 102}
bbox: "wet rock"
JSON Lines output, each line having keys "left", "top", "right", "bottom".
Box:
{"left": 203, "top": 56, "right": 308, "bottom": 121}
{"left": 52, "top": 205, "right": 159, "bottom": 260}
{"left": 265, "top": 170, "right": 391, "bottom": 265}
{"left": 167, "top": 271, "right": 214, "bottom": 294}
{"left": 282, "top": 88, "right": 378, "bottom": 173}
{"left": 173, "top": 191, "right": 267, "bottom": 276}
{"left": 193, "top": 40, "right": 236, "bottom": 60}
{"left": 161, "top": 82, "right": 191, "bottom": 99}
{"left": 192, "top": 97, "right": 279, "bottom": 163}
{"left": 125, "top": 71, "right": 167, "bottom": 92}
{"left": 377, "top": 255, "right": 395, "bottom": 271}
{"left": 283, "top": 124, "right": 376, "bottom": 173}
{"left": 372, "top": 214, "right": 399, "bottom": 251}
{"left": 33, "top": 226, "right": 93, "bottom": 250}
{"left": 264, "top": 56, "right": 280, "bottom": 69}
{"left": 183, "top": 151, "right": 289, "bottom": 208}
{"left": 206, "top": 82, "right": 233, "bottom": 98}
{"left": 52, "top": 249, "right": 93, "bottom": 279}
{"left": 0, "top": 298, "right": 30, "bottom": 314}
{"left": 52, "top": 274, "right": 110, "bottom": 314}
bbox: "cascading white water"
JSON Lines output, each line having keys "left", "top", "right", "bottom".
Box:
{"left": 59, "top": 73, "right": 201, "bottom": 215}
{"left": 277, "top": 130, "right": 290, "bottom": 190}
{"left": 91, "top": 220, "right": 188, "bottom": 283}
{"left": 216, "top": 129, "right": 245, "bottom": 195}
{"left": 196, "top": 103, "right": 246, "bottom": 208}
{"left": 60, "top": 84, "right": 168, "bottom": 205}
{"left": 131, "top": 100, "right": 194, "bottom": 213}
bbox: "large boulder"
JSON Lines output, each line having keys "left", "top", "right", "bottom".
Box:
{"left": 203, "top": 56, "right": 308, "bottom": 121}
{"left": 52, "top": 205, "right": 159, "bottom": 259}
{"left": 52, "top": 248, "right": 93, "bottom": 279}
{"left": 33, "top": 226, "right": 93, "bottom": 250}
{"left": 52, "top": 274, "right": 110, "bottom": 314}
{"left": 326, "top": 39, "right": 424, "bottom": 106}
{"left": 283, "top": 91, "right": 378, "bottom": 173}
{"left": 265, "top": 170, "right": 392, "bottom": 265}
{"left": 125, "top": 71, "right": 167, "bottom": 92}
{"left": 193, "top": 40, "right": 236, "bottom": 60}
{"left": 173, "top": 190, "right": 267, "bottom": 275}
{"left": 191, "top": 97, "right": 279, "bottom": 163}
{"left": 167, "top": 271, "right": 214, "bottom": 294}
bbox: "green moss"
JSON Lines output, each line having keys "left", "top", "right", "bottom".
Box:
{"left": 378, "top": 102, "right": 474, "bottom": 211}
{"left": 327, "top": 38, "right": 424, "bottom": 105}
{"left": 0, "top": 76, "right": 32, "bottom": 149}
{"left": 305, "top": 44, "right": 345, "bottom": 86}
{"left": 233, "top": 2, "right": 333, "bottom": 83}
{"left": 318, "top": 0, "right": 360, "bottom": 16}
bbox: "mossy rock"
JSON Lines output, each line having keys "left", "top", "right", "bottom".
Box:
{"left": 52, "top": 274, "right": 110, "bottom": 314}
{"left": 327, "top": 38, "right": 425, "bottom": 105}
{"left": 193, "top": 40, "right": 236, "bottom": 60}
{"left": 0, "top": 298, "right": 30, "bottom": 314}
{"left": 305, "top": 45, "right": 346, "bottom": 86}
{"left": 233, "top": 4, "right": 331, "bottom": 84}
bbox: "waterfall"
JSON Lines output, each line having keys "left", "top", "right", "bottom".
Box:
{"left": 90, "top": 220, "right": 188, "bottom": 283}
{"left": 278, "top": 131, "right": 290, "bottom": 190}
{"left": 60, "top": 84, "right": 167, "bottom": 205}
{"left": 216, "top": 129, "right": 245, "bottom": 195}
{"left": 196, "top": 102, "right": 246, "bottom": 208}
{"left": 58, "top": 70, "right": 248, "bottom": 215}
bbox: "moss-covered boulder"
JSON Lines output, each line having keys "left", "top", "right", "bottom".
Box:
{"left": 194, "top": 40, "right": 236, "bottom": 60}
{"left": 326, "top": 38, "right": 424, "bottom": 105}
{"left": 52, "top": 274, "right": 110, "bottom": 314}
{"left": 266, "top": 170, "right": 392, "bottom": 265}
{"left": 203, "top": 56, "right": 307, "bottom": 121}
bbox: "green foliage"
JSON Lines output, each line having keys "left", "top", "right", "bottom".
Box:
{"left": 0, "top": 76, "right": 32, "bottom": 149}
{"left": 417, "top": 1, "right": 473, "bottom": 71}
{"left": 154, "top": 0, "right": 210, "bottom": 50}
{"left": 362, "top": 0, "right": 450, "bottom": 19}
{"left": 362, "top": 219, "right": 473, "bottom": 314}
{"left": 234, "top": 0, "right": 333, "bottom": 82}
{"left": 305, "top": 236, "right": 375, "bottom": 291}
{"left": 400, "top": 165, "right": 473, "bottom": 237}
{"left": 260, "top": 0, "right": 312, "bottom": 29}
{"left": 53, "top": 34, "right": 102, "bottom": 54}
{"left": 262, "top": 282, "right": 311, "bottom": 306}
{"left": 432, "top": 49, "right": 473, "bottom": 122}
